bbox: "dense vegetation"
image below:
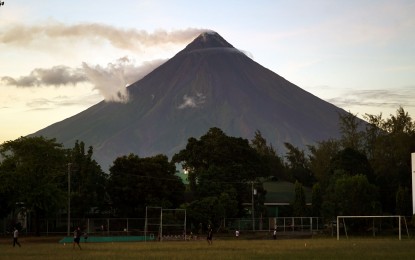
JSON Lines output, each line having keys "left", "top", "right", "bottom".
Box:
{"left": 0, "top": 107, "right": 414, "bottom": 233}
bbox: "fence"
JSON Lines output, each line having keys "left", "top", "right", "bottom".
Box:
{"left": 224, "top": 217, "right": 323, "bottom": 233}
{"left": 1, "top": 217, "right": 147, "bottom": 236}
{"left": 1, "top": 216, "right": 323, "bottom": 236}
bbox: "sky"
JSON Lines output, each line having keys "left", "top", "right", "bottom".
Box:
{"left": 1, "top": 0, "right": 414, "bottom": 144}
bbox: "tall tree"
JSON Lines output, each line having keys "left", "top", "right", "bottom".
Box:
{"left": 67, "top": 141, "right": 108, "bottom": 218}
{"left": 330, "top": 147, "right": 374, "bottom": 182}
{"left": 384, "top": 107, "right": 414, "bottom": 134}
{"left": 292, "top": 181, "right": 306, "bottom": 217}
{"left": 311, "top": 183, "right": 322, "bottom": 217}
{"left": 0, "top": 165, "right": 16, "bottom": 219}
{"left": 284, "top": 143, "right": 313, "bottom": 186}
{"left": 366, "top": 107, "right": 415, "bottom": 213}
{"left": 395, "top": 186, "right": 411, "bottom": 216}
{"left": 172, "top": 127, "right": 266, "bottom": 224}
{"left": 108, "top": 154, "right": 184, "bottom": 217}
{"left": 362, "top": 113, "right": 385, "bottom": 160}
{"left": 338, "top": 112, "right": 364, "bottom": 151}
{"left": 333, "top": 174, "right": 380, "bottom": 216}
{"left": 251, "top": 130, "right": 285, "bottom": 181}
{"left": 308, "top": 139, "right": 340, "bottom": 185}
{"left": 0, "top": 136, "right": 67, "bottom": 235}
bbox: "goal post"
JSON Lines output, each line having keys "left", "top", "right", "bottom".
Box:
{"left": 145, "top": 206, "right": 162, "bottom": 242}
{"left": 412, "top": 153, "right": 415, "bottom": 215}
{"left": 144, "top": 206, "right": 187, "bottom": 242}
{"left": 336, "top": 215, "right": 409, "bottom": 240}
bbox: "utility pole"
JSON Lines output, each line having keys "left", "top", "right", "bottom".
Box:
{"left": 67, "top": 163, "right": 71, "bottom": 236}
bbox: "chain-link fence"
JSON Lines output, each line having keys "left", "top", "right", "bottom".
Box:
{"left": 224, "top": 217, "right": 323, "bottom": 232}
{"left": 1, "top": 216, "right": 323, "bottom": 236}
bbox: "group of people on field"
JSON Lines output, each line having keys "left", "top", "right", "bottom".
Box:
{"left": 10, "top": 224, "right": 277, "bottom": 248}
{"left": 10, "top": 225, "right": 87, "bottom": 249}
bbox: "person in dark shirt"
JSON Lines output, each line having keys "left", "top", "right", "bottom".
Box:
{"left": 207, "top": 225, "right": 213, "bottom": 245}
{"left": 73, "top": 227, "right": 82, "bottom": 250}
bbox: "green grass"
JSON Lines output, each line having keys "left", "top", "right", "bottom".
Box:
{"left": 1, "top": 237, "right": 415, "bottom": 259}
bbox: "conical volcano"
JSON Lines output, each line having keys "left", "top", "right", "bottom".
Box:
{"left": 31, "top": 31, "right": 349, "bottom": 170}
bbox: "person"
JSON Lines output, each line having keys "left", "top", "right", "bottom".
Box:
{"left": 273, "top": 229, "right": 277, "bottom": 240}
{"left": 235, "top": 230, "right": 239, "bottom": 238}
{"left": 13, "top": 228, "right": 21, "bottom": 247}
{"left": 83, "top": 231, "right": 88, "bottom": 243}
{"left": 73, "top": 227, "right": 82, "bottom": 250}
{"left": 207, "top": 224, "right": 213, "bottom": 245}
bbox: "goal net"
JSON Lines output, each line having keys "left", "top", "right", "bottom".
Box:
{"left": 144, "top": 207, "right": 187, "bottom": 241}
{"left": 336, "top": 215, "right": 409, "bottom": 240}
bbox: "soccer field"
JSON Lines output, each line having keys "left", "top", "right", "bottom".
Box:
{"left": 1, "top": 237, "right": 415, "bottom": 259}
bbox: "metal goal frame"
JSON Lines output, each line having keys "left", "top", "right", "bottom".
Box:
{"left": 336, "top": 215, "right": 409, "bottom": 240}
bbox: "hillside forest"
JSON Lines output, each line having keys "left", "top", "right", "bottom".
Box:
{"left": 0, "top": 107, "right": 414, "bottom": 234}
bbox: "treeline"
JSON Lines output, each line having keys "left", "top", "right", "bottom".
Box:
{"left": 0, "top": 107, "right": 414, "bottom": 233}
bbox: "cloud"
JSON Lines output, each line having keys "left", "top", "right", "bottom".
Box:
{"left": 0, "top": 23, "right": 207, "bottom": 102}
{"left": 1, "top": 66, "right": 86, "bottom": 87}
{"left": 1, "top": 57, "right": 166, "bottom": 102}
{"left": 326, "top": 87, "right": 415, "bottom": 114}
{"left": 178, "top": 93, "right": 206, "bottom": 109}
{"left": 0, "top": 22, "right": 206, "bottom": 51}
{"left": 82, "top": 57, "right": 166, "bottom": 102}
{"left": 26, "top": 98, "right": 55, "bottom": 110}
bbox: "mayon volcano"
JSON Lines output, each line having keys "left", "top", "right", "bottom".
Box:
{"left": 31, "top": 31, "right": 349, "bottom": 170}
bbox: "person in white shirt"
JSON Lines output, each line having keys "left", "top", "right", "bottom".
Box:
{"left": 13, "top": 228, "right": 21, "bottom": 247}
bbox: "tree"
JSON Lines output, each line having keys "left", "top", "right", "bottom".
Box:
{"left": 172, "top": 127, "right": 266, "bottom": 223}
{"left": 292, "top": 181, "right": 306, "bottom": 217}
{"left": 362, "top": 113, "right": 385, "bottom": 160}
{"left": 395, "top": 186, "right": 412, "bottom": 216}
{"left": 251, "top": 130, "right": 285, "bottom": 181}
{"left": 284, "top": 143, "right": 314, "bottom": 186}
{"left": 0, "top": 136, "right": 67, "bottom": 235}
{"left": 308, "top": 139, "right": 340, "bottom": 184}
{"left": 384, "top": 107, "right": 414, "bottom": 134}
{"left": 108, "top": 154, "right": 185, "bottom": 217}
{"left": 67, "top": 141, "right": 108, "bottom": 218}
{"left": 365, "top": 107, "right": 415, "bottom": 213}
{"left": 311, "top": 183, "right": 322, "bottom": 217}
{"left": 0, "top": 167, "right": 16, "bottom": 219}
{"left": 331, "top": 174, "right": 380, "bottom": 217}
{"left": 330, "top": 147, "right": 374, "bottom": 182}
{"left": 338, "top": 112, "right": 364, "bottom": 151}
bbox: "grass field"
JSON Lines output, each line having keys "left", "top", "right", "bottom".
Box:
{"left": 1, "top": 237, "right": 415, "bottom": 259}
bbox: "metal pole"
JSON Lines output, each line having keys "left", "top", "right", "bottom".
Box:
{"left": 411, "top": 153, "right": 415, "bottom": 215}
{"left": 399, "top": 216, "right": 401, "bottom": 240}
{"left": 184, "top": 210, "right": 187, "bottom": 241}
{"left": 337, "top": 216, "right": 339, "bottom": 240}
{"left": 67, "top": 163, "right": 71, "bottom": 236}
{"left": 251, "top": 181, "right": 255, "bottom": 231}
{"left": 160, "top": 208, "right": 163, "bottom": 241}
{"left": 145, "top": 207, "right": 148, "bottom": 242}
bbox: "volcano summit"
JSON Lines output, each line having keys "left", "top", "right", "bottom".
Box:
{"left": 31, "top": 31, "right": 348, "bottom": 170}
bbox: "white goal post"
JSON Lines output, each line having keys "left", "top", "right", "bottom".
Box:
{"left": 336, "top": 215, "right": 409, "bottom": 240}
{"left": 144, "top": 206, "right": 187, "bottom": 242}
